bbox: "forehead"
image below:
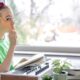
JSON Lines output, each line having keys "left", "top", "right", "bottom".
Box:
{"left": 0, "top": 8, "right": 12, "bottom": 17}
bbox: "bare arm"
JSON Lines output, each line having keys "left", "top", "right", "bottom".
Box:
{"left": 0, "top": 30, "right": 17, "bottom": 72}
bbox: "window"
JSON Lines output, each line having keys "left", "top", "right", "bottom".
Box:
{"left": 5, "top": 0, "right": 80, "bottom": 48}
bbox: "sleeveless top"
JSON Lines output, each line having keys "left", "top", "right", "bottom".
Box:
{"left": 0, "top": 35, "right": 14, "bottom": 70}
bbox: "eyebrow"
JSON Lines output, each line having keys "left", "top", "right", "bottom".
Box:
{"left": 6, "top": 15, "right": 12, "bottom": 18}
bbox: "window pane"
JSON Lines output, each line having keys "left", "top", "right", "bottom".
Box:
{"left": 6, "top": 0, "right": 80, "bottom": 47}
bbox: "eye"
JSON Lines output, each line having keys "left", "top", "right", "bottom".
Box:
{"left": 6, "top": 18, "right": 10, "bottom": 21}
{"left": 6, "top": 16, "right": 13, "bottom": 21}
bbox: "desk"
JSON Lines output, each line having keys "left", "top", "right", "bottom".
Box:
{"left": 0, "top": 73, "right": 80, "bottom": 80}
{"left": 0, "top": 74, "right": 38, "bottom": 80}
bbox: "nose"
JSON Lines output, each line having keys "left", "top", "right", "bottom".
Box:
{"left": 10, "top": 19, "right": 14, "bottom": 25}
{"left": 10, "top": 20, "right": 14, "bottom": 30}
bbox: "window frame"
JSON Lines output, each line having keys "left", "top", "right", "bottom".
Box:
{"left": 14, "top": 45, "right": 80, "bottom": 57}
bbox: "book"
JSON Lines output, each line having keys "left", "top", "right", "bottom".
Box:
{"left": 15, "top": 54, "right": 45, "bottom": 69}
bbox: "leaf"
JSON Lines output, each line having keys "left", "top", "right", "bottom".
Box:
{"left": 42, "top": 74, "right": 52, "bottom": 80}
{"left": 53, "top": 67, "right": 62, "bottom": 73}
{"left": 52, "top": 59, "right": 60, "bottom": 66}
{"left": 52, "top": 59, "right": 72, "bottom": 74}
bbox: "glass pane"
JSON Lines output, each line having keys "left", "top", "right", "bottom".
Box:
{"left": 6, "top": 0, "right": 80, "bottom": 47}
{"left": 0, "top": 0, "right": 5, "bottom": 3}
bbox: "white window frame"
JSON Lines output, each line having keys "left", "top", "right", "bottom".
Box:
{"left": 14, "top": 45, "right": 80, "bottom": 57}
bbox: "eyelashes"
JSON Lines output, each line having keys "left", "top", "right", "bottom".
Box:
{"left": 6, "top": 16, "right": 13, "bottom": 21}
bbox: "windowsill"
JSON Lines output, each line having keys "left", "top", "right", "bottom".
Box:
{"left": 14, "top": 51, "right": 80, "bottom": 57}
{"left": 15, "top": 45, "right": 80, "bottom": 54}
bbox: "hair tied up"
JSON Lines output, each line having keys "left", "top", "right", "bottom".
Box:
{"left": 0, "top": 2, "right": 5, "bottom": 8}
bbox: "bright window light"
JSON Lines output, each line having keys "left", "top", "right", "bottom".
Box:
{"left": 6, "top": 0, "right": 80, "bottom": 47}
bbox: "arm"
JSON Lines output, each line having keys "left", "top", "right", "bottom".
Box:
{"left": 0, "top": 30, "right": 17, "bottom": 72}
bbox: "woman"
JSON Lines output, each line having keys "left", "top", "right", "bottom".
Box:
{"left": 0, "top": 2, "right": 17, "bottom": 72}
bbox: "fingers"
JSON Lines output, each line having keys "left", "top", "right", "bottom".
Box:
{"left": 9, "top": 25, "right": 15, "bottom": 33}
{"left": 8, "top": 29, "right": 17, "bottom": 46}
{"left": 9, "top": 29, "right": 16, "bottom": 35}
{"left": 9, "top": 26, "right": 16, "bottom": 37}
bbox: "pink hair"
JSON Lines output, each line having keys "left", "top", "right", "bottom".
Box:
{"left": 0, "top": 2, "right": 7, "bottom": 10}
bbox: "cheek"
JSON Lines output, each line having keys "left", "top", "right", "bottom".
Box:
{"left": 2, "top": 21, "right": 11, "bottom": 31}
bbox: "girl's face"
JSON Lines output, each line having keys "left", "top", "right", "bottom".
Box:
{"left": 0, "top": 8, "right": 14, "bottom": 32}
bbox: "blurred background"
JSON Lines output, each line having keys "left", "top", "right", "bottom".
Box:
{"left": 1, "top": 0, "right": 80, "bottom": 47}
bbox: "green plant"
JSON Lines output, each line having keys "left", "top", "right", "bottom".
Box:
{"left": 52, "top": 59, "right": 72, "bottom": 74}
{"left": 42, "top": 74, "right": 52, "bottom": 80}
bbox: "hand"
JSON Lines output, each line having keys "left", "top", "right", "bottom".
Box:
{"left": 8, "top": 30, "right": 17, "bottom": 47}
